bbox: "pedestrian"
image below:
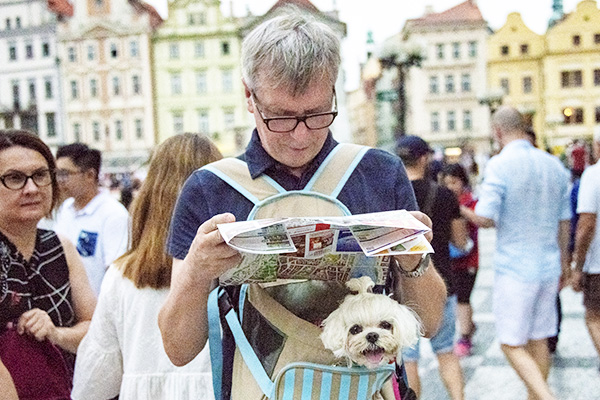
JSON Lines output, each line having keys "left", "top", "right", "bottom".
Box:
{"left": 464, "top": 106, "right": 571, "bottom": 400}
{"left": 54, "top": 143, "right": 130, "bottom": 295}
{"left": 397, "top": 136, "right": 468, "bottom": 400}
{"left": 0, "top": 129, "right": 96, "bottom": 398}
{"left": 571, "top": 128, "right": 600, "bottom": 372}
{"left": 158, "top": 9, "right": 446, "bottom": 400}
{"left": 441, "top": 163, "right": 479, "bottom": 357}
{"left": 72, "top": 133, "right": 222, "bottom": 400}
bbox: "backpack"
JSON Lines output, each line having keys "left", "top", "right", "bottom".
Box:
{"left": 205, "top": 143, "right": 414, "bottom": 400}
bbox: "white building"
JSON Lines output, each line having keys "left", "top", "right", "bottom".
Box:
{"left": 0, "top": 0, "right": 71, "bottom": 148}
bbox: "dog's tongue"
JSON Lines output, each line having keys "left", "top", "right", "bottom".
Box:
{"left": 365, "top": 351, "right": 384, "bottom": 365}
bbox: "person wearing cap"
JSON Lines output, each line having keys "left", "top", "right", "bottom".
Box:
{"left": 463, "top": 106, "right": 571, "bottom": 400}
{"left": 397, "top": 135, "right": 469, "bottom": 400}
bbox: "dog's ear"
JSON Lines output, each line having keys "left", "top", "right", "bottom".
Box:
{"left": 320, "top": 308, "right": 348, "bottom": 357}
{"left": 390, "top": 303, "right": 423, "bottom": 349}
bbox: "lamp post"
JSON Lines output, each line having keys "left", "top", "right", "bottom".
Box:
{"left": 478, "top": 89, "right": 505, "bottom": 151}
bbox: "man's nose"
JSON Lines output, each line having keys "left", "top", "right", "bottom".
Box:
{"left": 290, "top": 120, "right": 311, "bottom": 141}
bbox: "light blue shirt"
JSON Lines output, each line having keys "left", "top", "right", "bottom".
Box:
{"left": 475, "top": 139, "right": 571, "bottom": 282}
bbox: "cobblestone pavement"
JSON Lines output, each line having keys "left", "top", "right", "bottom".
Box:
{"left": 416, "top": 228, "right": 600, "bottom": 400}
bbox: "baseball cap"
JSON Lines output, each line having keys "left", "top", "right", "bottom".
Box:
{"left": 396, "top": 135, "right": 433, "bottom": 160}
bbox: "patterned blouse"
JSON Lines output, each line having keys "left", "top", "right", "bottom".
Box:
{"left": 0, "top": 229, "right": 75, "bottom": 331}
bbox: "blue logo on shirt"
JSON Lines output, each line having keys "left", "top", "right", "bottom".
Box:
{"left": 76, "top": 230, "right": 98, "bottom": 257}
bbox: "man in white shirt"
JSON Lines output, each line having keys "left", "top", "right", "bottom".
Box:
{"left": 572, "top": 128, "right": 600, "bottom": 369}
{"left": 54, "top": 143, "right": 129, "bottom": 295}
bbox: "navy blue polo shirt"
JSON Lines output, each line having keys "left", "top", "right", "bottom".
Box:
{"left": 167, "top": 129, "right": 418, "bottom": 260}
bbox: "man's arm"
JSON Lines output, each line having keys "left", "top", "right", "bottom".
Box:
{"left": 558, "top": 219, "right": 572, "bottom": 289}
{"left": 461, "top": 205, "right": 495, "bottom": 228}
{"left": 158, "top": 213, "right": 241, "bottom": 366}
{"left": 450, "top": 217, "right": 469, "bottom": 249}
{"left": 571, "top": 213, "right": 597, "bottom": 291}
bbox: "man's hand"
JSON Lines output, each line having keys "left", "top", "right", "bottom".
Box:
{"left": 395, "top": 211, "right": 432, "bottom": 271}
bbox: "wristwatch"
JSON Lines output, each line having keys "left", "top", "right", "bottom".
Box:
{"left": 396, "top": 253, "right": 431, "bottom": 278}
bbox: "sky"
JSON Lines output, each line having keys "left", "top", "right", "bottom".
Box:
{"left": 149, "top": 0, "right": 583, "bottom": 90}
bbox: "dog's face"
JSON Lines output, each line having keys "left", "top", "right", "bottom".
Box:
{"left": 320, "top": 279, "right": 422, "bottom": 369}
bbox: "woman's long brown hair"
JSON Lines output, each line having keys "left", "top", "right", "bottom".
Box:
{"left": 118, "top": 133, "right": 222, "bottom": 289}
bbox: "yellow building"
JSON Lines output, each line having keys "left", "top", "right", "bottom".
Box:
{"left": 152, "top": 0, "right": 250, "bottom": 155}
{"left": 487, "top": 12, "right": 546, "bottom": 138}
{"left": 544, "top": 0, "right": 600, "bottom": 147}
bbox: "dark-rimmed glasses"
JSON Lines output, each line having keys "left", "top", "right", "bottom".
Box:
{"left": 55, "top": 169, "right": 84, "bottom": 181}
{"left": 0, "top": 169, "right": 54, "bottom": 190}
{"left": 252, "top": 89, "right": 338, "bottom": 133}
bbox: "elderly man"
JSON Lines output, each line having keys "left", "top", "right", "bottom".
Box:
{"left": 159, "top": 10, "right": 446, "bottom": 400}
{"left": 465, "top": 106, "right": 571, "bottom": 400}
{"left": 571, "top": 128, "right": 600, "bottom": 372}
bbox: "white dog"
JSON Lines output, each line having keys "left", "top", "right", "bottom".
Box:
{"left": 320, "top": 276, "right": 422, "bottom": 369}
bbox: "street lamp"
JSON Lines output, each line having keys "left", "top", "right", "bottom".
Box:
{"left": 478, "top": 89, "right": 505, "bottom": 114}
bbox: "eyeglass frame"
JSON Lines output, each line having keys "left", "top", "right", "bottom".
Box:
{"left": 251, "top": 88, "right": 338, "bottom": 133}
{"left": 55, "top": 169, "right": 85, "bottom": 181}
{"left": 0, "top": 168, "right": 55, "bottom": 191}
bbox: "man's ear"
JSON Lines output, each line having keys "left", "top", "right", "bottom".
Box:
{"left": 242, "top": 80, "right": 254, "bottom": 114}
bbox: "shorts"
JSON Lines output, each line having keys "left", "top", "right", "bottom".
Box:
{"left": 453, "top": 267, "right": 478, "bottom": 304}
{"left": 402, "top": 295, "right": 457, "bottom": 361}
{"left": 583, "top": 273, "right": 600, "bottom": 312}
{"left": 493, "top": 273, "right": 559, "bottom": 346}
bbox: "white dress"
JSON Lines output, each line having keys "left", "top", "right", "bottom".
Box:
{"left": 72, "top": 265, "right": 214, "bottom": 400}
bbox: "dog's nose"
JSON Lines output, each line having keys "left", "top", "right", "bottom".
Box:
{"left": 366, "top": 332, "right": 379, "bottom": 343}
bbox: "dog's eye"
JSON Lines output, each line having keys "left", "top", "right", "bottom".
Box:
{"left": 379, "top": 321, "right": 393, "bottom": 330}
{"left": 349, "top": 324, "right": 363, "bottom": 335}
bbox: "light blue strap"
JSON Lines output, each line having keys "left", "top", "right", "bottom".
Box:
{"left": 304, "top": 144, "right": 343, "bottom": 191}
{"left": 283, "top": 369, "right": 296, "bottom": 399}
{"left": 301, "top": 369, "right": 314, "bottom": 400}
{"left": 356, "top": 374, "right": 369, "bottom": 400}
{"left": 338, "top": 374, "right": 351, "bottom": 400}
{"left": 224, "top": 307, "right": 275, "bottom": 397}
{"left": 330, "top": 146, "right": 369, "bottom": 198}
{"left": 261, "top": 174, "right": 286, "bottom": 193}
{"left": 238, "top": 284, "right": 249, "bottom": 323}
{"left": 202, "top": 164, "right": 261, "bottom": 205}
{"left": 207, "top": 288, "right": 224, "bottom": 400}
{"left": 319, "top": 372, "right": 332, "bottom": 400}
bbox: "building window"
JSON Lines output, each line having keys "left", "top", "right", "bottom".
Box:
{"left": 436, "top": 43, "right": 444, "bottom": 59}
{"left": 132, "top": 75, "right": 141, "bottom": 95}
{"left": 445, "top": 75, "right": 454, "bottom": 93}
{"left": 73, "top": 123, "right": 81, "bottom": 142}
{"left": 520, "top": 44, "right": 529, "bottom": 54}
{"left": 28, "top": 80, "right": 36, "bottom": 105}
{"left": 572, "top": 35, "right": 581, "bottom": 46}
{"left": 223, "top": 109, "right": 235, "bottom": 130}
{"left": 197, "top": 110, "right": 209, "bottom": 134}
{"left": 42, "top": 42, "right": 50, "bottom": 57}
{"left": 110, "top": 43, "right": 118, "bottom": 58}
{"left": 447, "top": 111, "right": 456, "bottom": 131}
{"left": 130, "top": 40, "right": 139, "bottom": 58}
{"left": 112, "top": 76, "right": 120, "bottom": 96}
{"left": 171, "top": 73, "right": 182, "bottom": 95}
{"left": 189, "top": 12, "right": 206, "bottom": 25}
{"left": 222, "top": 69, "right": 233, "bottom": 93}
{"left": 90, "top": 78, "right": 98, "bottom": 97}
{"left": 463, "top": 110, "right": 472, "bottom": 131}
{"left": 461, "top": 74, "right": 471, "bottom": 92}
{"left": 523, "top": 76, "right": 532, "bottom": 93}
{"left": 221, "top": 41, "right": 230, "bottom": 56}
{"left": 563, "top": 107, "right": 584, "bottom": 124}
{"left": 46, "top": 113, "right": 56, "bottom": 137}
{"left": 25, "top": 43, "right": 33, "bottom": 59}
{"left": 194, "top": 41, "right": 205, "bottom": 58}
{"left": 44, "top": 78, "right": 53, "bottom": 99}
{"left": 429, "top": 76, "right": 438, "bottom": 94}
{"left": 500, "top": 78, "right": 509, "bottom": 94}
{"left": 468, "top": 41, "right": 477, "bottom": 57}
{"left": 595, "top": 106, "right": 600, "bottom": 123}
{"left": 92, "top": 121, "right": 101, "bottom": 141}
{"left": 9, "top": 43, "right": 17, "bottom": 61}
{"left": 87, "top": 45, "right": 95, "bottom": 61}
{"left": 12, "top": 81, "right": 20, "bottom": 109}
{"left": 501, "top": 45, "right": 509, "bottom": 56}
{"left": 15, "top": 17, "right": 20, "bottom": 28}
{"left": 196, "top": 71, "right": 207, "bottom": 94}
{"left": 595, "top": 33, "right": 600, "bottom": 44}
{"left": 6, "top": 18, "right": 11, "bottom": 30}
{"left": 68, "top": 46, "right": 76, "bottom": 62}
{"left": 561, "top": 70, "right": 583, "bottom": 88}
{"left": 173, "top": 112, "right": 184, "bottom": 134}
{"left": 135, "top": 119, "right": 143, "bottom": 139}
{"left": 452, "top": 42, "right": 460, "bottom": 59}
{"left": 594, "top": 69, "right": 600, "bottom": 86}
{"left": 169, "top": 43, "right": 179, "bottom": 59}
{"left": 431, "top": 112, "right": 440, "bottom": 132}
{"left": 114, "top": 120, "right": 123, "bottom": 140}
{"left": 70, "top": 80, "right": 78, "bottom": 99}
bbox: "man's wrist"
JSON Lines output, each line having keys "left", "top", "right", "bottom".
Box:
{"left": 395, "top": 253, "right": 431, "bottom": 278}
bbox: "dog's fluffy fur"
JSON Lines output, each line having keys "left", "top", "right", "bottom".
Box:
{"left": 320, "top": 276, "right": 422, "bottom": 368}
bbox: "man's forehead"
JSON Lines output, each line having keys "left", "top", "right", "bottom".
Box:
{"left": 255, "top": 86, "right": 333, "bottom": 115}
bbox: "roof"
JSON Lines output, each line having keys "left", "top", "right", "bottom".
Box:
{"left": 266, "top": 0, "right": 320, "bottom": 14}
{"left": 47, "top": 0, "right": 73, "bottom": 17}
{"left": 128, "top": 0, "right": 163, "bottom": 30}
{"left": 407, "top": 0, "right": 484, "bottom": 27}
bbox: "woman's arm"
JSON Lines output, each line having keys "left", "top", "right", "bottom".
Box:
{"left": 0, "top": 358, "right": 18, "bottom": 400}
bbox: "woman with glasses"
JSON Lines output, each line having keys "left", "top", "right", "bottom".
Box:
{"left": 0, "top": 129, "right": 96, "bottom": 399}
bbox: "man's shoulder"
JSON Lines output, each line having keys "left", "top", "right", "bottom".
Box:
{"left": 94, "top": 192, "right": 129, "bottom": 217}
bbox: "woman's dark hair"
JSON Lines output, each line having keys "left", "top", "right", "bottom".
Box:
{"left": 0, "top": 129, "right": 60, "bottom": 210}
{"left": 441, "top": 163, "right": 470, "bottom": 188}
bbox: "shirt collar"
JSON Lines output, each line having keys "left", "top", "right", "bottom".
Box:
{"left": 244, "top": 128, "right": 338, "bottom": 179}
{"left": 67, "top": 190, "right": 107, "bottom": 216}
{"left": 502, "top": 139, "right": 532, "bottom": 153}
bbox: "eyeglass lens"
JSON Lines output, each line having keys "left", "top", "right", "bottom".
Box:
{"left": 1, "top": 170, "right": 53, "bottom": 190}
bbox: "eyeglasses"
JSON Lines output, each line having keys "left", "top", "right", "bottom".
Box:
{"left": 252, "top": 90, "right": 338, "bottom": 133}
{"left": 0, "top": 169, "right": 54, "bottom": 190}
{"left": 55, "top": 169, "right": 84, "bottom": 181}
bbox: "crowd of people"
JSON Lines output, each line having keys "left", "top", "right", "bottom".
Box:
{"left": 0, "top": 7, "right": 599, "bottom": 400}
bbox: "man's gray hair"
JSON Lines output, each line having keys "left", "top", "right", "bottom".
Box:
{"left": 491, "top": 106, "right": 527, "bottom": 134}
{"left": 242, "top": 8, "right": 341, "bottom": 95}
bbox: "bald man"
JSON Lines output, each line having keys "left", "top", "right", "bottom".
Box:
{"left": 463, "top": 106, "right": 571, "bottom": 400}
